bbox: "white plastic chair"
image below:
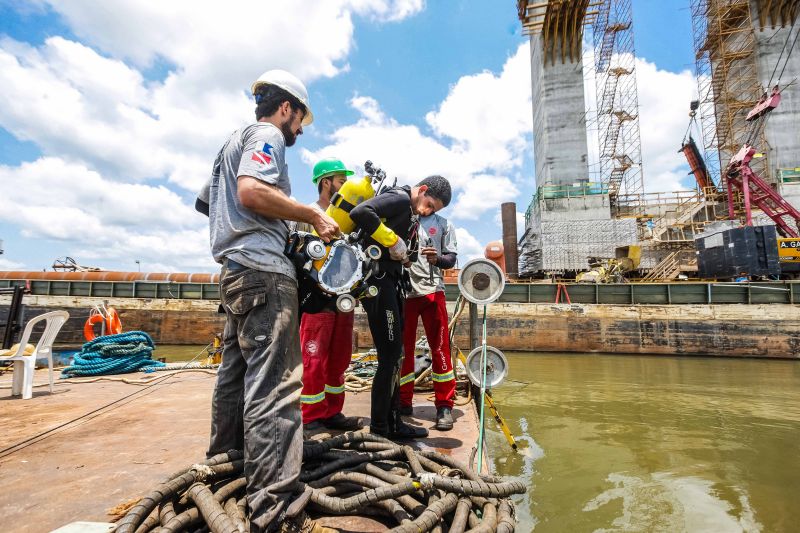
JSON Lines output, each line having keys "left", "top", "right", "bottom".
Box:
{"left": 3, "top": 310, "right": 70, "bottom": 400}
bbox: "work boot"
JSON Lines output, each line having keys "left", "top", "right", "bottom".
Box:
{"left": 303, "top": 420, "right": 325, "bottom": 432}
{"left": 389, "top": 410, "right": 428, "bottom": 440}
{"left": 398, "top": 405, "right": 414, "bottom": 416}
{"left": 278, "top": 511, "right": 338, "bottom": 533}
{"left": 391, "top": 417, "right": 429, "bottom": 440}
{"left": 322, "top": 412, "right": 364, "bottom": 431}
{"left": 370, "top": 423, "right": 391, "bottom": 438}
{"left": 435, "top": 406, "right": 454, "bottom": 431}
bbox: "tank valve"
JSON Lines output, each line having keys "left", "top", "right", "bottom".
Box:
{"left": 306, "top": 240, "right": 327, "bottom": 260}
{"left": 336, "top": 294, "right": 356, "bottom": 313}
{"left": 365, "top": 285, "right": 379, "bottom": 298}
{"left": 365, "top": 245, "right": 382, "bottom": 260}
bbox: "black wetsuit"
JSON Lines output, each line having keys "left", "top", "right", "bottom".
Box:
{"left": 350, "top": 186, "right": 419, "bottom": 433}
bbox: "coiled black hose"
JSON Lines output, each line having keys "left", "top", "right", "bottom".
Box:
{"left": 115, "top": 431, "right": 522, "bottom": 533}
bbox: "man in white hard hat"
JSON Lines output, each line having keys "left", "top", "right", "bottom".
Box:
{"left": 204, "top": 69, "right": 338, "bottom": 533}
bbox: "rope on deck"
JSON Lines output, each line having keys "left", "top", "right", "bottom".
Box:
{"left": 60, "top": 331, "right": 166, "bottom": 378}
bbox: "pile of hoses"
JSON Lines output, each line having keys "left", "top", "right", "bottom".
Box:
{"left": 60, "top": 331, "right": 165, "bottom": 378}
{"left": 344, "top": 357, "right": 472, "bottom": 405}
{"left": 114, "top": 431, "right": 524, "bottom": 533}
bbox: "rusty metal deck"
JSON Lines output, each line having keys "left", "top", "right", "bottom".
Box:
{"left": 0, "top": 368, "right": 478, "bottom": 532}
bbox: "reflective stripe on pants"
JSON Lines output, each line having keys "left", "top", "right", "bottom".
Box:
{"left": 400, "top": 290, "right": 456, "bottom": 409}
{"left": 300, "top": 310, "right": 354, "bottom": 423}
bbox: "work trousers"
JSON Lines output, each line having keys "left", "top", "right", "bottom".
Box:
{"left": 300, "top": 310, "right": 355, "bottom": 423}
{"left": 400, "top": 291, "right": 456, "bottom": 408}
{"left": 361, "top": 272, "right": 404, "bottom": 430}
{"left": 208, "top": 265, "right": 303, "bottom": 533}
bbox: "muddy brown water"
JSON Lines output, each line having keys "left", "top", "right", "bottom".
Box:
{"left": 151, "top": 343, "right": 214, "bottom": 363}
{"left": 134, "top": 346, "right": 800, "bottom": 531}
{"left": 487, "top": 352, "right": 800, "bottom": 532}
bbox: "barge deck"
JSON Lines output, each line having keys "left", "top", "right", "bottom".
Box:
{"left": 0, "top": 368, "right": 480, "bottom": 532}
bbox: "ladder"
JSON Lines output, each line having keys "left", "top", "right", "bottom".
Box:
{"left": 641, "top": 251, "right": 696, "bottom": 282}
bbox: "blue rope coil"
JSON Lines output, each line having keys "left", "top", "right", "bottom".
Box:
{"left": 60, "top": 331, "right": 165, "bottom": 378}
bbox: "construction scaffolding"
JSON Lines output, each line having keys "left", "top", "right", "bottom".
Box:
{"left": 592, "top": 0, "right": 644, "bottom": 207}
{"left": 690, "top": 0, "right": 770, "bottom": 189}
{"left": 521, "top": 219, "right": 640, "bottom": 273}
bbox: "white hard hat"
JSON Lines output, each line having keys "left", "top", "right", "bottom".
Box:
{"left": 251, "top": 69, "right": 313, "bottom": 126}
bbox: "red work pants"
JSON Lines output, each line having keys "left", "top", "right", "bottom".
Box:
{"left": 400, "top": 291, "right": 455, "bottom": 408}
{"left": 300, "top": 310, "right": 354, "bottom": 423}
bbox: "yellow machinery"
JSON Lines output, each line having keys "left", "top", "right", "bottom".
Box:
{"left": 204, "top": 334, "right": 222, "bottom": 365}
{"left": 576, "top": 245, "right": 641, "bottom": 283}
{"left": 777, "top": 238, "right": 800, "bottom": 262}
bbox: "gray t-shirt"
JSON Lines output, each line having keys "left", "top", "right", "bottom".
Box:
{"left": 408, "top": 214, "right": 457, "bottom": 298}
{"left": 206, "top": 122, "right": 295, "bottom": 279}
{"left": 292, "top": 201, "right": 324, "bottom": 234}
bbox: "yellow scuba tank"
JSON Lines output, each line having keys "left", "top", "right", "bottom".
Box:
{"left": 325, "top": 174, "right": 375, "bottom": 234}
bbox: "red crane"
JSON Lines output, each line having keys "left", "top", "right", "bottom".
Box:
{"left": 723, "top": 86, "right": 800, "bottom": 238}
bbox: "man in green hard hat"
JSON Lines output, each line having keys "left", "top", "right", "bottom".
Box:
{"left": 297, "top": 158, "right": 363, "bottom": 432}
{"left": 295, "top": 158, "right": 353, "bottom": 232}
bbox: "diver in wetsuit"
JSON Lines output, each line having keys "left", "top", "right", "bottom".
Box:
{"left": 349, "top": 175, "right": 452, "bottom": 439}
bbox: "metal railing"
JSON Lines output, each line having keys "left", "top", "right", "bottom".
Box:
{"left": 3, "top": 279, "right": 800, "bottom": 306}
{"left": 525, "top": 182, "right": 609, "bottom": 225}
{"left": 779, "top": 168, "right": 800, "bottom": 184}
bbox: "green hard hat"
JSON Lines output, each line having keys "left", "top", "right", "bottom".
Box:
{"left": 312, "top": 158, "right": 354, "bottom": 184}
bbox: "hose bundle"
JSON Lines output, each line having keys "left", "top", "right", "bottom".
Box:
{"left": 60, "top": 331, "right": 165, "bottom": 378}
{"left": 114, "top": 431, "right": 524, "bottom": 532}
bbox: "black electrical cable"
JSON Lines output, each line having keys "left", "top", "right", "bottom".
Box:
{"left": 777, "top": 24, "right": 799, "bottom": 83}
{"left": 767, "top": 20, "right": 796, "bottom": 88}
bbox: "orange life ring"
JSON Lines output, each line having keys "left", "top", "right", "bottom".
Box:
{"left": 106, "top": 307, "right": 122, "bottom": 335}
{"left": 84, "top": 313, "right": 104, "bottom": 341}
{"left": 83, "top": 307, "right": 122, "bottom": 341}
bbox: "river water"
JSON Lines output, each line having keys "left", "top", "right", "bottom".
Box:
{"left": 486, "top": 353, "right": 800, "bottom": 532}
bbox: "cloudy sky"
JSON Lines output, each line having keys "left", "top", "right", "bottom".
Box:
{"left": 0, "top": 0, "right": 698, "bottom": 272}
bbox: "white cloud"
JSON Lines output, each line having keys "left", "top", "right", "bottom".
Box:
{"left": 0, "top": 258, "right": 25, "bottom": 270}
{"left": 635, "top": 58, "right": 698, "bottom": 193}
{"left": 0, "top": 158, "right": 213, "bottom": 270}
{"left": 452, "top": 175, "right": 520, "bottom": 221}
{"left": 303, "top": 43, "right": 532, "bottom": 222}
{"left": 425, "top": 44, "right": 532, "bottom": 171}
{"left": 0, "top": 2, "right": 424, "bottom": 193}
{"left": 0, "top": 35, "right": 246, "bottom": 190}
{"left": 0, "top": 2, "right": 423, "bottom": 271}
{"left": 454, "top": 227, "right": 484, "bottom": 262}
{"left": 42, "top": 1, "right": 423, "bottom": 76}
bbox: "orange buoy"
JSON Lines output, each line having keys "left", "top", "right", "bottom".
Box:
{"left": 484, "top": 240, "right": 506, "bottom": 273}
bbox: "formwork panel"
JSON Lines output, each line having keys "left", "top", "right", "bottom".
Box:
{"left": 538, "top": 218, "right": 639, "bottom": 271}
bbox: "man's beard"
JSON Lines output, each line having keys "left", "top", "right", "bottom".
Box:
{"left": 281, "top": 121, "right": 297, "bottom": 147}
